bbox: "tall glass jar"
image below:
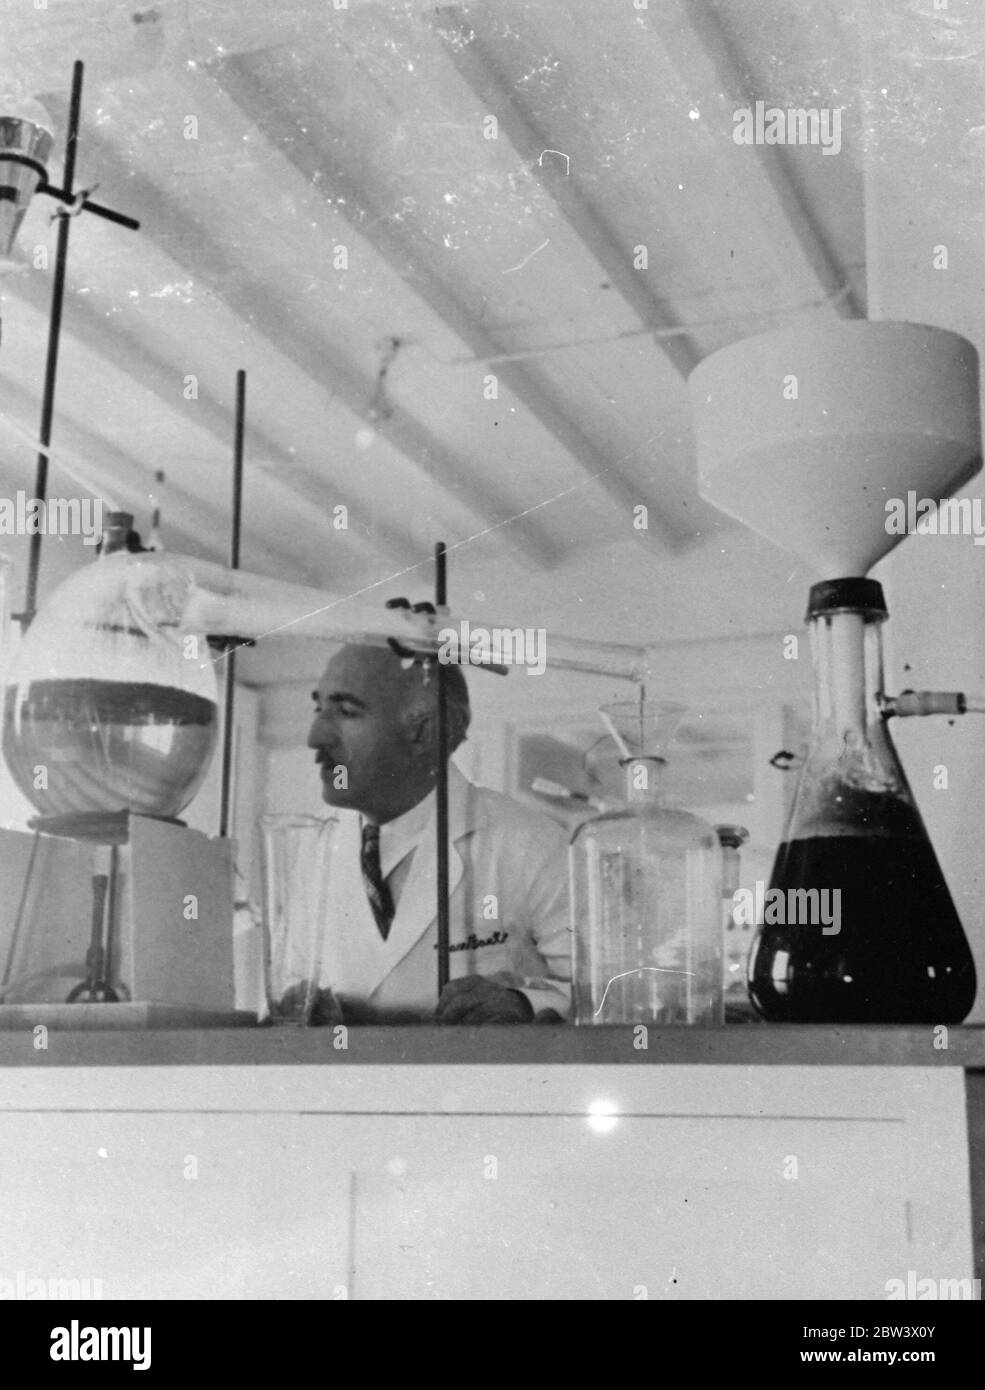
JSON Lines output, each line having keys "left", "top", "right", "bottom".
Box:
{"left": 570, "top": 702, "right": 724, "bottom": 1026}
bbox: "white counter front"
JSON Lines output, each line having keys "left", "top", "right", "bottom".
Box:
{"left": 0, "top": 1028, "right": 981, "bottom": 1301}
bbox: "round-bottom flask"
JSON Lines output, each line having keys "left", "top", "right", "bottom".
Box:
{"left": 2, "top": 519, "right": 218, "bottom": 821}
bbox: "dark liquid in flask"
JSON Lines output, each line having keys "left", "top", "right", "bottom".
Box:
{"left": 748, "top": 835, "right": 976, "bottom": 1022}
{"left": 3, "top": 678, "right": 218, "bottom": 819}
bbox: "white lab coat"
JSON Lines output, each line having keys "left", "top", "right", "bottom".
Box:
{"left": 317, "top": 764, "right": 572, "bottom": 1022}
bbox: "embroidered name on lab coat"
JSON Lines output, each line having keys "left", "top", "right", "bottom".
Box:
{"left": 435, "top": 930, "right": 510, "bottom": 953}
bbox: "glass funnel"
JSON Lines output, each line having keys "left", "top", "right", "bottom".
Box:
{"left": 0, "top": 97, "right": 54, "bottom": 264}
{"left": 748, "top": 578, "right": 976, "bottom": 1023}
{"left": 570, "top": 701, "right": 724, "bottom": 1026}
{"left": 2, "top": 521, "right": 219, "bottom": 821}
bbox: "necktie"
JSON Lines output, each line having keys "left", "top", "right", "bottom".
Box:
{"left": 361, "top": 822, "right": 395, "bottom": 941}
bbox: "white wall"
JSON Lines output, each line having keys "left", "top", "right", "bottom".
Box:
{"left": 0, "top": 1066, "right": 970, "bottom": 1300}
{"left": 881, "top": 518, "right": 985, "bottom": 1023}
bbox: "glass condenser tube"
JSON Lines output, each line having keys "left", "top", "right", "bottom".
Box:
{"left": 147, "top": 554, "right": 652, "bottom": 682}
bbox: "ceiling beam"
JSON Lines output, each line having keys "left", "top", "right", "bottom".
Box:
{"left": 6, "top": 0, "right": 444, "bottom": 93}
{"left": 660, "top": 0, "right": 866, "bottom": 319}
{"left": 212, "top": 51, "right": 697, "bottom": 550}
{"left": 430, "top": 7, "right": 705, "bottom": 378}
{"left": 40, "top": 100, "right": 565, "bottom": 570}
{"left": 436, "top": 2, "right": 864, "bottom": 340}
{"left": 6, "top": 270, "right": 425, "bottom": 581}
{"left": 0, "top": 371, "right": 273, "bottom": 569}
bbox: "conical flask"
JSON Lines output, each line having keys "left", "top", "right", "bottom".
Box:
{"left": 748, "top": 578, "right": 976, "bottom": 1022}
{"left": 570, "top": 701, "right": 724, "bottom": 1026}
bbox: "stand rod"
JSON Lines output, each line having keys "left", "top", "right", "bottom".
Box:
{"left": 22, "top": 59, "right": 83, "bottom": 628}
{"left": 219, "top": 369, "right": 246, "bottom": 839}
{"left": 435, "top": 541, "right": 451, "bottom": 995}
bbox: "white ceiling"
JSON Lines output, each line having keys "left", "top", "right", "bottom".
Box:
{"left": 1, "top": 0, "right": 983, "bottom": 682}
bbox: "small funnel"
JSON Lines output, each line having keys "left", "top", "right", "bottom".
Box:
{"left": 599, "top": 699, "right": 686, "bottom": 762}
{"left": 0, "top": 100, "right": 54, "bottom": 262}
{"left": 689, "top": 321, "right": 982, "bottom": 577}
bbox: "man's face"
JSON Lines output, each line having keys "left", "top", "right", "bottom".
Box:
{"left": 307, "top": 645, "right": 428, "bottom": 819}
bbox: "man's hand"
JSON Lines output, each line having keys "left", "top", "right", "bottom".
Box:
{"left": 435, "top": 975, "right": 534, "bottom": 1024}
{"left": 273, "top": 982, "right": 344, "bottom": 1026}
{"left": 311, "top": 987, "right": 345, "bottom": 1026}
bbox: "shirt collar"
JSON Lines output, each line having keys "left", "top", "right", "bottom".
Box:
{"left": 365, "top": 787, "right": 435, "bottom": 878}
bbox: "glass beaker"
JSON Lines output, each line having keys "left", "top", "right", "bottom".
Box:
{"left": 748, "top": 578, "right": 976, "bottom": 1022}
{"left": 2, "top": 525, "right": 218, "bottom": 820}
{"left": 570, "top": 702, "right": 724, "bottom": 1026}
{"left": 257, "top": 813, "right": 339, "bottom": 1025}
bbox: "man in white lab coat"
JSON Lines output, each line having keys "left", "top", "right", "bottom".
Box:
{"left": 306, "top": 643, "right": 572, "bottom": 1024}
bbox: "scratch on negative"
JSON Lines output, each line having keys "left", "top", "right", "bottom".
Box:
{"left": 202, "top": 438, "right": 660, "bottom": 670}
{"left": 594, "top": 967, "right": 696, "bottom": 1018}
{"left": 502, "top": 238, "right": 550, "bottom": 274}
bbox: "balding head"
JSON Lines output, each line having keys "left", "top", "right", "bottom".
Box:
{"left": 307, "top": 643, "right": 470, "bottom": 822}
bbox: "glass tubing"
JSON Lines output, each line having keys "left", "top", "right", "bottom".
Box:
{"left": 141, "top": 553, "right": 653, "bottom": 684}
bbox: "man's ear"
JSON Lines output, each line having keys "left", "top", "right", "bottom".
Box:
{"left": 408, "top": 707, "right": 436, "bottom": 749}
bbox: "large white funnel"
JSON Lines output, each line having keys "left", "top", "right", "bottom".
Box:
{"left": 689, "top": 321, "right": 982, "bottom": 577}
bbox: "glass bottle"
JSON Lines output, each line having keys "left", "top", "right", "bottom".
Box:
{"left": 571, "top": 702, "right": 724, "bottom": 1026}
{"left": 748, "top": 578, "right": 976, "bottom": 1022}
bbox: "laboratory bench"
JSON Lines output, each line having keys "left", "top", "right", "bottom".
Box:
{"left": 0, "top": 1023, "right": 982, "bottom": 1298}
{"left": 0, "top": 1021, "right": 983, "bottom": 1068}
